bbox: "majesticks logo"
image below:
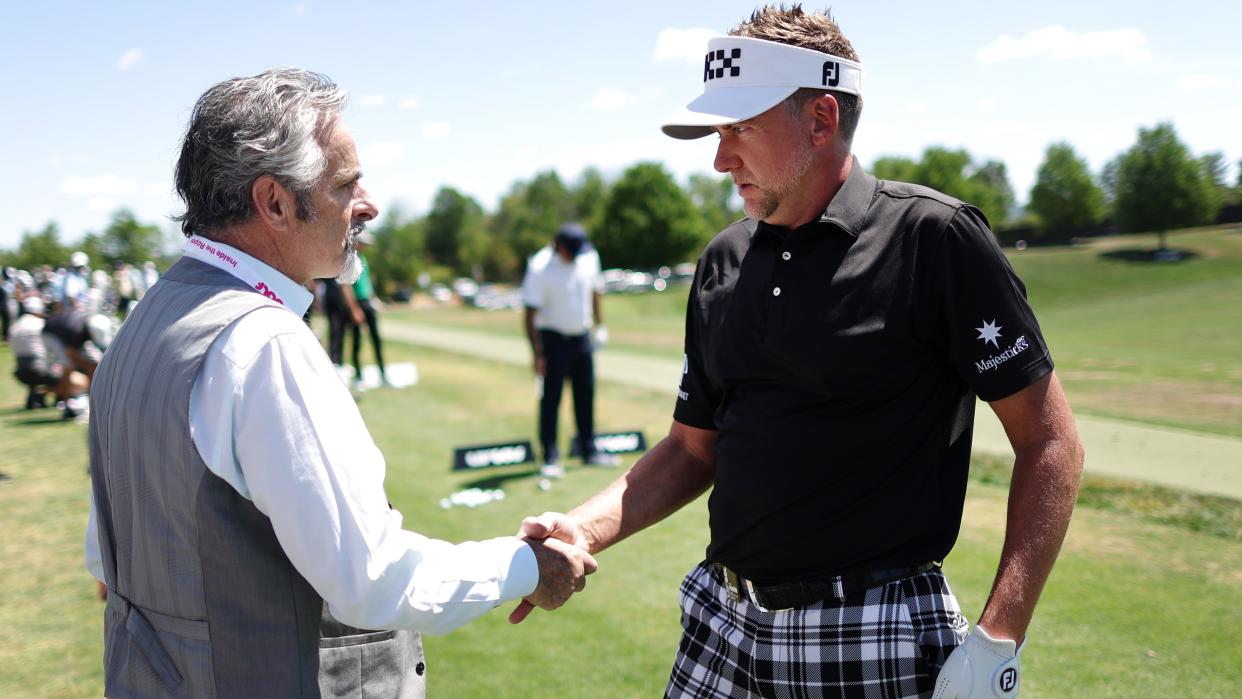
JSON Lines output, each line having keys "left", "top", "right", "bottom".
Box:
{"left": 975, "top": 335, "right": 1030, "bottom": 374}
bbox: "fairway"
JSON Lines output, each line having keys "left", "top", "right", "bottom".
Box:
{"left": 409, "top": 226, "right": 1242, "bottom": 439}
{"left": 1, "top": 334, "right": 1240, "bottom": 697}
{"left": 386, "top": 226, "right": 1242, "bottom": 499}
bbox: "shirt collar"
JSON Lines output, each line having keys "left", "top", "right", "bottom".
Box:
{"left": 182, "top": 236, "right": 313, "bottom": 316}
{"left": 815, "top": 156, "right": 875, "bottom": 237}
{"left": 753, "top": 156, "right": 876, "bottom": 239}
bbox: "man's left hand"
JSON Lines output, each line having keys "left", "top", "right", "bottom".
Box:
{"left": 592, "top": 325, "right": 609, "bottom": 349}
{"left": 933, "top": 625, "right": 1021, "bottom": 698}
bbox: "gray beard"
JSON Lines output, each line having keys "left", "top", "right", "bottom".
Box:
{"left": 335, "top": 226, "right": 363, "bottom": 284}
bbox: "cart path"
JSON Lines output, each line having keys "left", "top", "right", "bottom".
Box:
{"left": 384, "top": 320, "right": 1242, "bottom": 500}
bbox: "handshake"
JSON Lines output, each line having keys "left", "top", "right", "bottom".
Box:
{"left": 510, "top": 512, "right": 594, "bottom": 624}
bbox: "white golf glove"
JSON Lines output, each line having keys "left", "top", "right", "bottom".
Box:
{"left": 932, "top": 625, "right": 1022, "bottom": 698}
{"left": 592, "top": 325, "right": 609, "bottom": 349}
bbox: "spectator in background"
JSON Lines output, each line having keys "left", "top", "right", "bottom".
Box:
{"left": 321, "top": 276, "right": 361, "bottom": 366}
{"left": 141, "top": 260, "right": 159, "bottom": 296}
{"left": 348, "top": 230, "right": 388, "bottom": 389}
{"left": 521, "top": 222, "right": 618, "bottom": 478}
{"left": 62, "top": 251, "right": 91, "bottom": 310}
{"left": 1, "top": 267, "right": 13, "bottom": 341}
{"left": 88, "top": 268, "right": 112, "bottom": 316}
{"left": 10, "top": 297, "right": 90, "bottom": 414}
{"left": 43, "top": 304, "right": 113, "bottom": 419}
{"left": 113, "top": 262, "right": 137, "bottom": 320}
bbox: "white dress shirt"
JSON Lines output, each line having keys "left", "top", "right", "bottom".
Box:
{"left": 87, "top": 238, "right": 538, "bottom": 635}
{"left": 521, "top": 245, "right": 603, "bottom": 336}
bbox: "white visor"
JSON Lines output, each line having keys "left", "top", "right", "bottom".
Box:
{"left": 661, "top": 36, "right": 863, "bottom": 140}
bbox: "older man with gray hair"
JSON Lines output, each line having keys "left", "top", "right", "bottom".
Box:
{"left": 86, "top": 68, "right": 596, "bottom": 698}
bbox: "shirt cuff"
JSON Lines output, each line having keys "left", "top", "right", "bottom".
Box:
{"left": 497, "top": 537, "right": 539, "bottom": 601}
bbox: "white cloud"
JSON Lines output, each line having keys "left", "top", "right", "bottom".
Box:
{"left": 49, "top": 152, "right": 64, "bottom": 168}
{"left": 421, "top": 122, "right": 451, "bottom": 138}
{"left": 398, "top": 96, "right": 421, "bottom": 110}
{"left": 61, "top": 173, "right": 137, "bottom": 196}
{"left": 290, "top": 3, "right": 306, "bottom": 15}
{"left": 116, "top": 48, "right": 143, "bottom": 71}
{"left": 359, "top": 94, "right": 386, "bottom": 107}
{"left": 1177, "top": 74, "right": 1230, "bottom": 92}
{"left": 977, "top": 26, "right": 1150, "bottom": 65}
{"left": 978, "top": 98, "right": 997, "bottom": 114}
{"left": 88, "top": 196, "right": 116, "bottom": 212}
{"left": 592, "top": 87, "right": 635, "bottom": 112}
{"left": 361, "top": 141, "right": 405, "bottom": 165}
{"left": 143, "top": 182, "right": 169, "bottom": 196}
{"left": 652, "top": 27, "right": 717, "bottom": 63}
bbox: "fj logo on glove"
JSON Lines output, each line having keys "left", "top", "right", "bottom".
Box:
{"left": 999, "top": 667, "right": 1017, "bottom": 692}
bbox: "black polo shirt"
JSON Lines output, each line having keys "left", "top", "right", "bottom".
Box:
{"left": 674, "top": 159, "right": 1053, "bottom": 584}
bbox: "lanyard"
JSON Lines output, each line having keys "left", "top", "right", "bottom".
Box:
{"left": 182, "top": 235, "right": 285, "bottom": 306}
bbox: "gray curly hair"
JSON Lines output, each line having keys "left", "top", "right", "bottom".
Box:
{"left": 173, "top": 68, "right": 348, "bottom": 237}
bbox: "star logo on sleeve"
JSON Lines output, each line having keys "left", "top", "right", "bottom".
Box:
{"left": 976, "top": 319, "right": 1003, "bottom": 348}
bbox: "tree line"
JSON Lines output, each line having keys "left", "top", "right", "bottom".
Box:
{"left": 5, "top": 122, "right": 1239, "bottom": 297}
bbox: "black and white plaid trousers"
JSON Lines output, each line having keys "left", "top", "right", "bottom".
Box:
{"left": 665, "top": 562, "right": 969, "bottom": 699}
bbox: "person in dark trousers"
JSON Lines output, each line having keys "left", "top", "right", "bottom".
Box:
{"left": 516, "top": 7, "right": 1084, "bottom": 698}
{"left": 321, "top": 277, "right": 361, "bottom": 366}
{"left": 0, "top": 267, "right": 12, "bottom": 341}
{"left": 348, "top": 230, "right": 387, "bottom": 389}
{"left": 521, "top": 223, "right": 619, "bottom": 478}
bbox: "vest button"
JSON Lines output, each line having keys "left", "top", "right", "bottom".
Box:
{"left": 772, "top": 287, "right": 781, "bottom": 297}
{"left": 416, "top": 661, "right": 426, "bottom": 676}
{"left": 781, "top": 251, "right": 791, "bottom": 261}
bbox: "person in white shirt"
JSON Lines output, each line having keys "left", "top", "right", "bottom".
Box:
{"left": 86, "top": 68, "right": 596, "bottom": 698}
{"left": 62, "top": 251, "right": 91, "bottom": 310}
{"left": 521, "top": 223, "right": 620, "bottom": 478}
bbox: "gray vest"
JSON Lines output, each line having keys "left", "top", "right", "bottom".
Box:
{"left": 89, "top": 257, "right": 424, "bottom": 698}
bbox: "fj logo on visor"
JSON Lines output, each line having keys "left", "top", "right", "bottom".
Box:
{"left": 703, "top": 48, "right": 742, "bottom": 81}
{"left": 822, "top": 61, "right": 840, "bottom": 87}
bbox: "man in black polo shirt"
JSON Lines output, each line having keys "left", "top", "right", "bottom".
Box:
{"left": 516, "top": 6, "right": 1083, "bottom": 698}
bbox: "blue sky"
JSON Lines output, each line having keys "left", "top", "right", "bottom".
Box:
{"left": 2, "top": 0, "right": 1238, "bottom": 251}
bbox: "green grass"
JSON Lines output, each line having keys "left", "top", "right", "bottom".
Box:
{"left": 1010, "top": 227, "right": 1242, "bottom": 437}
{"left": 399, "top": 286, "right": 691, "bottom": 360}
{"left": 1, "top": 338, "right": 1240, "bottom": 697}
{"left": 402, "top": 226, "right": 1242, "bottom": 437}
{"left": 971, "top": 453, "right": 1242, "bottom": 542}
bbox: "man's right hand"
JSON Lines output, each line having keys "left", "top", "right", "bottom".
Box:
{"left": 533, "top": 355, "right": 546, "bottom": 376}
{"left": 520, "top": 512, "right": 589, "bottom": 550}
{"left": 509, "top": 535, "right": 597, "bottom": 624}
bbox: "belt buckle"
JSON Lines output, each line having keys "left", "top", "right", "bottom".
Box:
{"left": 723, "top": 566, "right": 741, "bottom": 603}
{"left": 743, "top": 578, "right": 778, "bottom": 612}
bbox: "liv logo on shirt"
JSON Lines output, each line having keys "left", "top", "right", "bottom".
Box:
{"left": 254, "top": 282, "right": 283, "bottom": 305}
